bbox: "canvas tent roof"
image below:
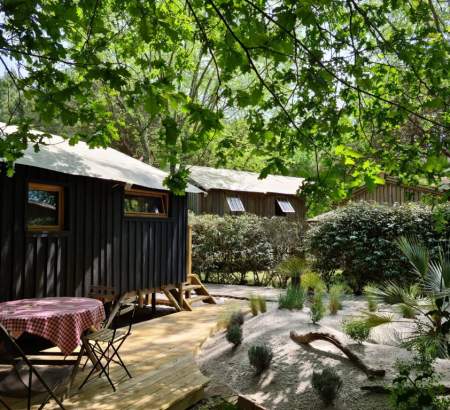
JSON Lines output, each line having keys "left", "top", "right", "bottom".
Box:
{"left": 188, "top": 165, "right": 304, "bottom": 195}
{"left": 0, "top": 123, "right": 201, "bottom": 193}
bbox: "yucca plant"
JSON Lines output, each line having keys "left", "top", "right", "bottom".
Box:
{"left": 363, "top": 283, "right": 378, "bottom": 312}
{"left": 365, "top": 236, "right": 450, "bottom": 358}
{"left": 277, "top": 256, "right": 309, "bottom": 287}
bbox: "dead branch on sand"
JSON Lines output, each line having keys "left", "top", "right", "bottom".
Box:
{"left": 290, "top": 331, "right": 386, "bottom": 379}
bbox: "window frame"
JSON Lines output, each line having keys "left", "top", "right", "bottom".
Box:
{"left": 226, "top": 196, "right": 245, "bottom": 213}
{"left": 27, "top": 182, "right": 65, "bottom": 232}
{"left": 124, "top": 188, "right": 169, "bottom": 218}
{"left": 275, "top": 199, "right": 296, "bottom": 215}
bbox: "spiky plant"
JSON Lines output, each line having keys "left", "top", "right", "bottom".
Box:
{"left": 328, "top": 283, "right": 346, "bottom": 314}
{"left": 277, "top": 256, "right": 309, "bottom": 287}
{"left": 363, "top": 284, "right": 378, "bottom": 312}
{"left": 365, "top": 236, "right": 450, "bottom": 358}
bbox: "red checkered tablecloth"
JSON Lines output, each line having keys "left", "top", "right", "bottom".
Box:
{"left": 0, "top": 297, "right": 105, "bottom": 355}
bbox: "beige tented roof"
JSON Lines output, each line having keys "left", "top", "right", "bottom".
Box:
{"left": 0, "top": 123, "right": 201, "bottom": 193}
{"left": 188, "top": 165, "right": 304, "bottom": 195}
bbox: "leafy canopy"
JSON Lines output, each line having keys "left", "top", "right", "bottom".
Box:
{"left": 0, "top": 1, "right": 449, "bottom": 197}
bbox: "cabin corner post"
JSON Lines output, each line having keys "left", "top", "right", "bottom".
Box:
{"left": 187, "top": 224, "right": 192, "bottom": 277}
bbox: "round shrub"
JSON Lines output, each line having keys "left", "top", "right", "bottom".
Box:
{"left": 304, "top": 202, "right": 450, "bottom": 292}
{"left": 343, "top": 319, "right": 370, "bottom": 344}
{"left": 311, "top": 367, "right": 342, "bottom": 406}
{"left": 310, "top": 292, "right": 325, "bottom": 324}
{"left": 248, "top": 344, "right": 273, "bottom": 374}
{"left": 278, "top": 285, "right": 305, "bottom": 310}
{"left": 191, "top": 213, "right": 303, "bottom": 286}
{"left": 226, "top": 323, "right": 243, "bottom": 346}
{"left": 228, "top": 311, "right": 245, "bottom": 328}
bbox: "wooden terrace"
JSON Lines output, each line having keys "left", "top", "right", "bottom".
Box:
{"left": 4, "top": 301, "right": 242, "bottom": 410}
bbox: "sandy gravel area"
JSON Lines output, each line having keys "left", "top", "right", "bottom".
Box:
{"left": 196, "top": 294, "right": 450, "bottom": 410}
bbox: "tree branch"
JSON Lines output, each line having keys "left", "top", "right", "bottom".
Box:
{"left": 243, "top": 0, "right": 448, "bottom": 130}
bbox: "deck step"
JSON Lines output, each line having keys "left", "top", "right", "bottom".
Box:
{"left": 182, "top": 284, "right": 203, "bottom": 291}
{"left": 188, "top": 295, "right": 212, "bottom": 304}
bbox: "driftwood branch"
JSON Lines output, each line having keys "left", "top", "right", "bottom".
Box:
{"left": 290, "top": 331, "right": 385, "bottom": 378}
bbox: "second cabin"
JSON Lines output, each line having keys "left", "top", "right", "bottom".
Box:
{"left": 187, "top": 165, "right": 305, "bottom": 221}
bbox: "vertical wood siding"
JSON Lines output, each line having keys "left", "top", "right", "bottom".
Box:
{"left": 190, "top": 189, "right": 305, "bottom": 221}
{"left": 0, "top": 164, "right": 187, "bottom": 302}
{"left": 351, "top": 180, "right": 437, "bottom": 206}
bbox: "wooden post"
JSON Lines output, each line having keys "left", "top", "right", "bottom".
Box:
{"left": 138, "top": 290, "right": 144, "bottom": 308}
{"left": 187, "top": 224, "right": 193, "bottom": 276}
{"left": 178, "top": 282, "right": 184, "bottom": 307}
{"left": 151, "top": 292, "right": 156, "bottom": 314}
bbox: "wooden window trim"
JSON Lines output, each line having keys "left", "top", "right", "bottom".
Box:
{"left": 27, "top": 182, "right": 64, "bottom": 232}
{"left": 124, "top": 188, "right": 169, "bottom": 218}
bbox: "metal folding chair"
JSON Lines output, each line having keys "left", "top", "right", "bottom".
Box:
{"left": 78, "top": 294, "right": 137, "bottom": 392}
{"left": 0, "top": 324, "right": 82, "bottom": 410}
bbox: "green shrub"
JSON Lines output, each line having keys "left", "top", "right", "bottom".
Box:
{"left": 278, "top": 285, "right": 305, "bottom": 310}
{"left": 397, "top": 284, "right": 420, "bottom": 319}
{"left": 342, "top": 319, "right": 370, "bottom": 343}
{"left": 276, "top": 256, "right": 309, "bottom": 287}
{"left": 228, "top": 311, "right": 245, "bottom": 328}
{"left": 363, "top": 284, "right": 378, "bottom": 312}
{"left": 191, "top": 213, "right": 303, "bottom": 286}
{"left": 226, "top": 324, "right": 243, "bottom": 346}
{"left": 257, "top": 295, "right": 267, "bottom": 313}
{"left": 248, "top": 344, "right": 273, "bottom": 374}
{"left": 311, "top": 367, "right": 342, "bottom": 406}
{"left": 398, "top": 303, "right": 416, "bottom": 319}
{"left": 301, "top": 271, "right": 326, "bottom": 294}
{"left": 310, "top": 292, "right": 325, "bottom": 324}
{"left": 328, "top": 284, "right": 345, "bottom": 314}
{"left": 304, "top": 202, "right": 450, "bottom": 292}
{"left": 389, "top": 351, "right": 450, "bottom": 410}
{"left": 249, "top": 294, "right": 259, "bottom": 316}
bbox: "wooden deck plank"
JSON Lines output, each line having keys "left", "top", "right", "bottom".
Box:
{"left": 3, "top": 301, "right": 242, "bottom": 410}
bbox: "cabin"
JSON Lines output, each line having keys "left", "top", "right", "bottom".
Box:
{"left": 187, "top": 165, "right": 305, "bottom": 220}
{"left": 0, "top": 123, "right": 201, "bottom": 303}
{"left": 350, "top": 175, "right": 439, "bottom": 205}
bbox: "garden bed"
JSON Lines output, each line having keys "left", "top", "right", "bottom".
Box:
{"left": 196, "top": 296, "right": 450, "bottom": 410}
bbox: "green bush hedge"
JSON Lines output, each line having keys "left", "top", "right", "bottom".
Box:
{"left": 190, "top": 213, "right": 303, "bottom": 286}
{"left": 304, "top": 202, "right": 450, "bottom": 292}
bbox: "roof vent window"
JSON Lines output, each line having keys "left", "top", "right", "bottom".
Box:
{"left": 226, "top": 196, "right": 245, "bottom": 212}
{"left": 276, "top": 199, "right": 295, "bottom": 214}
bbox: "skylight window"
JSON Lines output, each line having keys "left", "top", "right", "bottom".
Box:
{"left": 276, "top": 199, "right": 295, "bottom": 214}
{"left": 226, "top": 197, "right": 245, "bottom": 212}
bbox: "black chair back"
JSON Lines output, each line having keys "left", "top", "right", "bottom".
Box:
{"left": 116, "top": 294, "right": 137, "bottom": 335}
{"left": 0, "top": 324, "right": 26, "bottom": 365}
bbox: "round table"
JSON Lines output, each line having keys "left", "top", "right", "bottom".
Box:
{"left": 0, "top": 297, "right": 105, "bottom": 355}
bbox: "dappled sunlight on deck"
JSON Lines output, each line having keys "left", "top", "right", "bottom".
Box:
{"left": 4, "top": 301, "right": 241, "bottom": 410}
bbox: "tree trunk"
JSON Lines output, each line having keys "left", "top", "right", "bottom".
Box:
{"left": 290, "top": 331, "right": 386, "bottom": 379}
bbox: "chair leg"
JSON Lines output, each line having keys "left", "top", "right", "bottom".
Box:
{"left": 27, "top": 368, "right": 32, "bottom": 410}
{"left": 101, "top": 338, "right": 132, "bottom": 379}
{"left": 79, "top": 341, "right": 116, "bottom": 392}
{"left": 0, "top": 396, "right": 12, "bottom": 410}
{"left": 109, "top": 343, "right": 132, "bottom": 379}
{"left": 27, "top": 367, "right": 67, "bottom": 410}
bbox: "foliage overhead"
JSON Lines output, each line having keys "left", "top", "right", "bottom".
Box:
{"left": 0, "top": 1, "right": 449, "bottom": 197}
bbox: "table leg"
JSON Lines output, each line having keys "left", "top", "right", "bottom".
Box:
{"left": 82, "top": 337, "right": 102, "bottom": 372}
{"left": 67, "top": 345, "right": 86, "bottom": 396}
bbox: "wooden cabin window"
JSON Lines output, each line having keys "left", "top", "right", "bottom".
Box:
{"left": 275, "top": 199, "right": 295, "bottom": 215}
{"left": 27, "top": 183, "right": 64, "bottom": 231}
{"left": 124, "top": 189, "right": 168, "bottom": 218}
{"left": 226, "top": 196, "right": 245, "bottom": 212}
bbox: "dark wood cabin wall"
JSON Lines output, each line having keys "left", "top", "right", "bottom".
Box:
{"left": 196, "top": 189, "right": 305, "bottom": 220}
{"left": 0, "top": 164, "right": 187, "bottom": 302}
{"left": 351, "top": 181, "right": 434, "bottom": 206}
